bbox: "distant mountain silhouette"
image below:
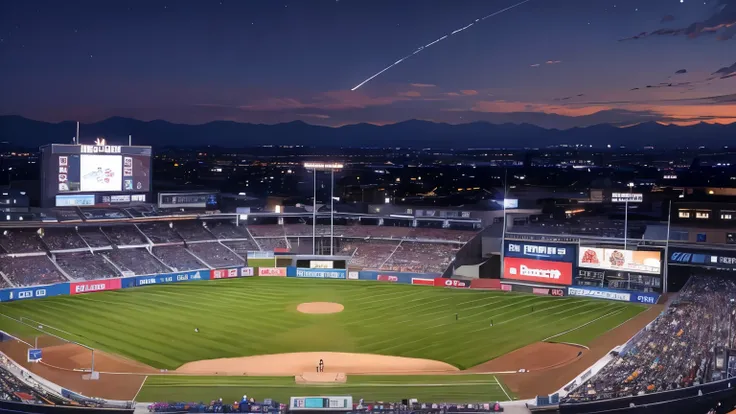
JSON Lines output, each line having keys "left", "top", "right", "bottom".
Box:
{"left": 0, "top": 115, "right": 733, "bottom": 149}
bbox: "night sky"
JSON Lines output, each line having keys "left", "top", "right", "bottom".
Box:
{"left": 1, "top": 0, "right": 735, "bottom": 129}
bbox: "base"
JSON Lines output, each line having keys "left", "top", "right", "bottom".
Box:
{"left": 295, "top": 372, "right": 347, "bottom": 384}
{"left": 82, "top": 371, "right": 100, "bottom": 381}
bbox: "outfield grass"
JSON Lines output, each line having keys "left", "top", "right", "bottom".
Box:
{"left": 136, "top": 374, "right": 513, "bottom": 403}
{"left": 0, "top": 278, "right": 646, "bottom": 370}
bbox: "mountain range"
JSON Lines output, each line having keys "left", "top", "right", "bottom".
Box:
{"left": 0, "top": 115, "right": 734, "bottom": 149}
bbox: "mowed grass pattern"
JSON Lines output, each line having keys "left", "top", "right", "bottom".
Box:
{"left": 0, "top": 278, "right": 646, "bottom": 370}
{"left": 137, "top": 374, "right": 512, "bottom": 403}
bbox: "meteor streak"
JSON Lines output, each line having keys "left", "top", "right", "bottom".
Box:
{"left": 351, "top": 0, "right": 532, "bottom": 91}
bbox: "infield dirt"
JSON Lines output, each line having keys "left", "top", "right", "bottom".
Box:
{"left": 296, "top": 302, "right": 344, "bottom": 314}
{"left": 176, "top": 352, "right": 459, "bottom": 375}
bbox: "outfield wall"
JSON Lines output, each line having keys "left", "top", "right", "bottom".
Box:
{"left": 0, "top": 266, "right": 501, "bottom": 302}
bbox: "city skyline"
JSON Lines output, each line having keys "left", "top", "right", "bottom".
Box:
{"left": 1, "top": 0, "right": 735, "bottom": 129}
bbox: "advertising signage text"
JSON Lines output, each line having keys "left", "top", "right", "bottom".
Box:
{"left": 434, "top": 278, "right": 470, "bottom": 288}
{"left": 294, "top": 268, "right": 347, "bottom": 279}
{"left": 669, "top": 249, "right": 736, "bottom": 269}
{"left": 70, "top": 278, "right": 122, "bottom": 295}
{"left": 503, "top": 257, "right": 573, "bottom": 286}
{"left": 568, "top": 287, "right": 630, "bottom": 302}
{"left": 504, "top": 241, "right": 576, "bottom": 263}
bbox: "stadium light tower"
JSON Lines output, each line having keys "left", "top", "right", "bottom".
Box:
{"left": 303, "top": 162, "right": 343, "bottom": 255}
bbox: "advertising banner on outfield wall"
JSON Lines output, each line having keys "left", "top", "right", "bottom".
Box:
{"left": 135, "top": 270, "right": 209, "bottom": 287}
{"left": 240, "top": 267, "right": 254, "bottom": 277}
{"left": 412, "top": 278, "right": 434, "bottom": 286}
{"left": 503, "top": 257, "right": 573, "bottom": 286}
{"left": 211, "top": 268, "right": 239, "bottom": 279}
{"left": 630, "top": 292, "right": 660, "bottom": 304}
{"left": 504, "top": 283, "right": 566, "bottom": 296}
{"left": 348, "top": 271, "right": 359, "bottom": 280}
{"left": 0, "top": 283, "right": 70, "bottom": 302}
{"left": 377, "top": 274, "right": 400, "bottom": 283}
{"left": 433, "top": 278, "right": 470, "bottom": 288}
{"left": 70, "top": 278, "right": 122, "bottom": 295}
{"left": 358, "top": 270, "right": 441, "bottom": 284}
{"left": 469, "top": 279, "right": 501, "bottom": 290}
{"left": 292, "top": 268, "right": 347, "bottom": 279}
{"left": 504, "top": 240, "right": 576, "bottom": 263}
{"left": 568, "top": 286, "right": 631, "bottom": 302}
{"left": 258, "top": 267, "right": 286, "bottom": 277}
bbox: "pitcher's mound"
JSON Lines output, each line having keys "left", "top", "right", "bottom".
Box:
{"left": 297, "top": 302, "right": 344, "bottom": 314}
{"left": 296, "top": 372, "right": 347, "bottom": 384}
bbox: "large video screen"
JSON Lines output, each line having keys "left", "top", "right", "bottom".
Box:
{"left": 42, "top": 144, "right": 151, "bottom": 206}
{"left": 578, "top": 247, "right": 662, "bottom": 275}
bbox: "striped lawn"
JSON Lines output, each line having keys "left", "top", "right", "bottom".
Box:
{"left": 0, "top": 278, "right": 646, "bottom": 370}
{"left": 136, "top": 374, "right": 513, "bottom": 403}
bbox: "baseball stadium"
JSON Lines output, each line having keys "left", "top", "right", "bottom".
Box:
{"left": 0, "top": 208, "right": 711, "bottom": 414}
{"left": 0, "top": 148, "right": 734, "bottom": 414}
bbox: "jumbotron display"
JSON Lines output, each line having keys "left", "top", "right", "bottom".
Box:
{"left": 40, "top": 140, "right": 152, "bottom": 207}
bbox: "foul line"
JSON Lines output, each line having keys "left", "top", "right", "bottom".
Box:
{"left": 541, "top": 309, "right": 622, "bottom": 342}
{"left": 133, "top": 376, "right": 148, "bottom": 401}
{"left": 494, "top": 376, "right": 513, "bottom": 401}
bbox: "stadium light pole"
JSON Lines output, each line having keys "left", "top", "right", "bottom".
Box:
{"left": 304, "top": 162, "right": 343, "bottom": 256}
{"left": 624, "top": 182, "right": 634, "bottom": 250}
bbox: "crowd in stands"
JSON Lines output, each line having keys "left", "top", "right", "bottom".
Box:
{"left": 176, "top": 221, "right": 215, "bottom": 241}
{"left": 139, "top": 223, "right": 182, "bottom": 244}
{"left": 381, "top": 242, "right": 458, "bottom": 274}
{"left": 77, "top": 227, "right": 111, "bottom": 248}
{"left": 257, "top": 237, "right": 289, "bottom": 252}
{"left": 0, "top": 220, "right": 470, "bottom": 286}
{"left": 0, "top": 359, "right": 60, "bottom": 405}
{"left": 565, "top": 275, "right": 735, "bottom": 402}
{"left": 147, "top": 398, "right": 503, "bottom": 413}
{"left": 249, "top": 224, "right": 475, "bottom": 242}
{"left": 102, "top": 225, "right": 148, "bottom": 246}
{"left": 0, "top": 256, "right": 66, "bottom": 286}
{"left": 153, "top": 246, "right": 207, "bottom": 271}
{"left": 188, "top": 243, "right": 243, "bottom": 268}
{"left": 56, "top": 253, "right": 121, "bottom": 280}
{"left": 341, "top": 240, "right": 400, "bottom": 269}
{"left": 40, "top": 228, "right": 87, "bottom": 251}
{"left": 222, "top": 240, "right": 260, "bottom": 257}
{"left": 103, "top": 248, "right": 171, "bottom": 275}
{"left": 0, "top": 229, "right": 46, "bottom": 254}
{"left": 207, "top": 221, "right": 252, "bottom": 239}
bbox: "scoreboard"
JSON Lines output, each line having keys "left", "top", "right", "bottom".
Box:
{"left": 40, "top": 140, "right": 152, "bottom": 207}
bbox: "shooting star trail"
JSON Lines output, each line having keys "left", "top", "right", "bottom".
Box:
{"left": 351, "top": 0, "right": 532, "bottom": 91}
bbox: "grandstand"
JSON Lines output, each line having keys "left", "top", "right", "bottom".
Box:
{"left": 563, "top": 275, "right": 736, "bottom": 402}
{"left": 0, "top": 214, "right": 479, "bottom": 286}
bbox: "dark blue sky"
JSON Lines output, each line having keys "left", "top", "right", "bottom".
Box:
{"left": 1, "top": 0, "right": 735, "bottom": 128}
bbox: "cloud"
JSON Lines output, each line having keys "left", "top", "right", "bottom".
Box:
{"left": 545, "top": 60, "right": 562, "bottom": 65}
{"left": 530, "top": 63, "right": 540, "bottom": 67}
{"left": 661, "top": 14, "right": 675, "bottom": 23}
{"left": 713, "top": 61, "right": 736, "bottom": 78}
{"left": 446, "top": 92, "right": 461, "bottom": 96}
{"left": 675, "top": 69, "right": 688, "bottom": 74}
{"left": 296, "top": 113, "right": 330, "bottom": 119}
{"left": 460, "top": 90, "right": 479, "bottom": 96}
{"left": 398, "top": 91, "right": 422, "bottom": 97}
{"left": 621, "top": 0, "right": 736, "bottom": 41}
{"left": 410, "top": 83, "right": 436, "bottom": 88}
